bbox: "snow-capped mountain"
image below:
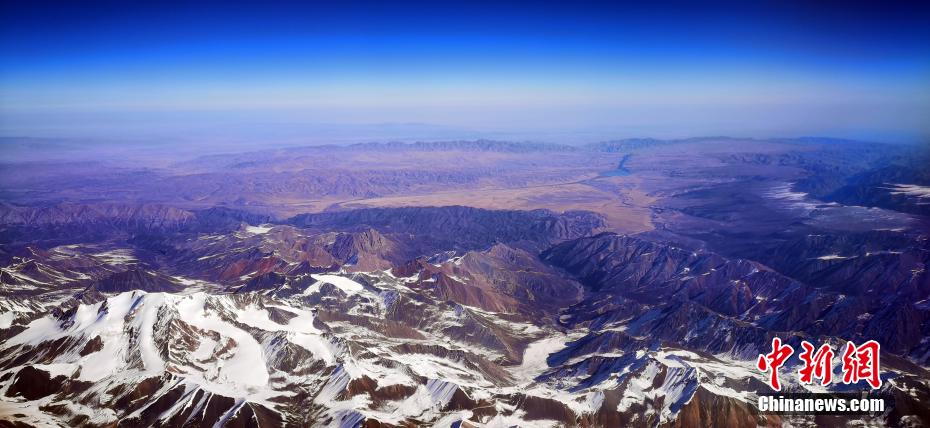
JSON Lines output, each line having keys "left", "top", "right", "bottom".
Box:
{"left": 2, "top": 205, "right": 928, "bottom": 427}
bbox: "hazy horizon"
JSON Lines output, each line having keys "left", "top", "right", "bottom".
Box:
{"left": 3, "top": 1, "right": 929, "bottom": 145}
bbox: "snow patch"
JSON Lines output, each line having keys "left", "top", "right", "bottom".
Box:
{"left": 244, "top": 224, "right": 273, "bottom": 234}
{"left": 883, "top": 183, "right": 930, "bottom": 199}
{"left": 304, "top": 274, "right": 365, "bottom": 296}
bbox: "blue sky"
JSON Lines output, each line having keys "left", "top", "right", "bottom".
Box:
{"left": 1, "top": 1, "right": 928, "bottom": 144}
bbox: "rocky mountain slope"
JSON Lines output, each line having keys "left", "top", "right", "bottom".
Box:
{"left": 1, "top": 204, "right": 928, "bottom": 427}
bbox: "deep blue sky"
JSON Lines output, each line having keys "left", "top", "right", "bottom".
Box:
{"left": 1, "top": 1, "right": 929, "bottom": 144}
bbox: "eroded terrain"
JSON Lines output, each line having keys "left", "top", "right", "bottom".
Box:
{"left": 1, "top": 138, "right": 929, "bottom": 427}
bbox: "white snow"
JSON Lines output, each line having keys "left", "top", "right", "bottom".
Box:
{"left": 883, "top": 183, "right": 930, "bottom": 199}
{"left": 0, "top": 266, "right": 806, "bottom": 427}
{"left": 236, "top": 304, "right": 338, "bottom": 363}
{"left": 316, "top": 366, "right": 351, "bottom": 404}
{"left": 31, "top": 363, "right": 77, "bottom": 378}
{"left": 342, "top": 356, "right": 415, "bottom": 388}
{"left": 174, "top": 294, "right": 271, "bottom": 392}
{"left": 0, "top": 311, "right": 18, "bottom": 329}
{"left": 135, "top": 293, "right": 168, "bottom": 373}
{"left": 511, "top": 334, "right": 573, "bottom": 384}
{"left": 763, "top": 182, "right": 821, "bottom": 210}
{"left": 484, "top": 411, "right": 560, "bottom": 428}
{"left": 92, "top": 249, "right": 137, "bottom": 264}
{"left": 244, "top": 224, "right": 273, "bottom": 234}
{"left": 425, "top": 378, "right": 459, "bottom": 407}
{"left": 304, "top": 274, "right": 365, "bottom": 296}
{"left": 386, "top": 379, "right": 461, "bottom": 419}
{"left": 431, "top": 411, "right": 473, "bottom": 428}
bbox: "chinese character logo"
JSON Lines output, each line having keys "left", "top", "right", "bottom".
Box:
{"left": 756, "top": 338, "right": 882, "bottom": 390}
{"left": 841, "top": 340, "right": 882, "bottom": 389}
{"left": 798, "top": 340, "right": 834, "bottom": 386}
{"left": 756, "top": 337, "right": 794, "bottom": 391}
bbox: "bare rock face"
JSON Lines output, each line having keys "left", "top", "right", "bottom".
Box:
{"left": 541, "top": 232, "right": 930, "bottom": 366}
{"left": 191, "top": 207, "right": 274, "bottom": 232}
{"left": 5, "top": 366, "right": 66, "bottom": 400}
{"left": 0, "top": 202, "right": 196, "bottom": 229}
{"left": 89, "top": 269, "right": 184, "bottom": 293}
{"left": 288, "top": 206, "right": 606, "bottom": 254}
{"left": 668, "top": 388, "right": 775, "bottom": 428}
{"left": 236, "top": 271, "right": 288, "bottom": 293}
{"left": 389, "top": 243, "right": 583, "bottom": 319}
